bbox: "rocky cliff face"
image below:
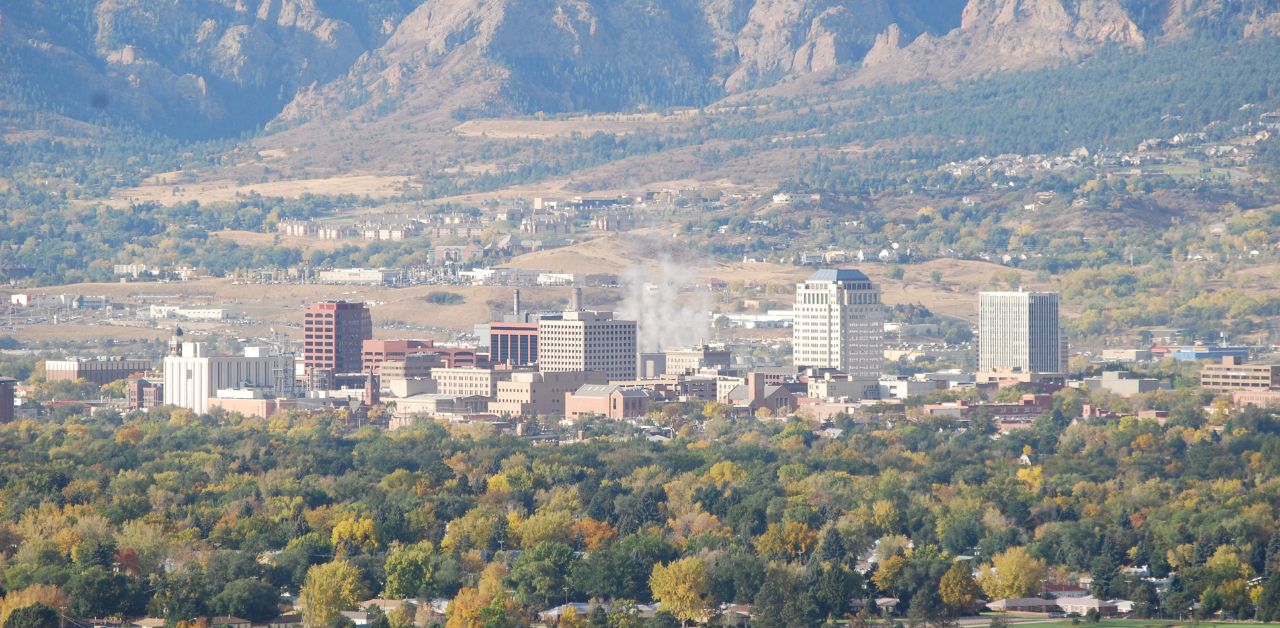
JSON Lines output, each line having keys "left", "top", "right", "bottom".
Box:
{"left": 859, "top": 0, "right": 1145, "bottom": 81}
{"left": 2, "top": 0, "right": 1277, "bottom": 138}
{"left": 0, "top": 0, "right": 395, "bottom": 137}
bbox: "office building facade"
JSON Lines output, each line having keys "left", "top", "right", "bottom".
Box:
{"left": 792, "top": 269, "right": 885, "bottom": 378}
{"left": 303, "top": 301, "right": 372, "bottom": 374}
{"left": 538, "top": 311, "right": 637, "bottom": 380}
{"left": 978, "top": 291, "right": 1066, "bottom": 374}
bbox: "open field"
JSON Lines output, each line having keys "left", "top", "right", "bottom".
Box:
{"left": 103, "top": 173, "right": 420, "bottom": 207}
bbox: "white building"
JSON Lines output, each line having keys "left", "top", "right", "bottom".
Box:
{"left": 163, "top": 343, "right": 292, "bottom": 414}
{"left": 792, "top": 269, "right": 885, "bottom": 378}
{"left": 978, "top": 291, "right": 1066, "bottom": 375}
{"left": 315, "top": 268, "right": 400, "bottom": 285}
{"left": 538, "top": 311, "right": 638, "bottom": 380}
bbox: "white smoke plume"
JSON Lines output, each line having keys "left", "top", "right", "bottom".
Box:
{"left": 618, "top": 257, "right": 711, "bottom": 353}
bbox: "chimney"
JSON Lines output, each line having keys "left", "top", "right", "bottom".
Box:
{"left": 513, "top": 289, "right": 521, "bottom": 320}
{"left": 570, "top": 287, "right": 583, "bottom": 311}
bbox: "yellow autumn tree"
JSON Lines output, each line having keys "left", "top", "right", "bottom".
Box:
{"left": 977, "top": 546, "right": 1047, "bottom": 600}
{"left": 300, "top": 559, "right": 366, "bottom": 626}
{"left": 649, "top": 557, "right": 710, "bottom": 624}
{"left": 331, "top": 515, "right": 379, "bottom": 556}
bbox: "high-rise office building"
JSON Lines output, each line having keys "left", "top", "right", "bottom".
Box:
{"left": 303, "top": 301, "right": 373, "bottom": 374}
{"left": 538, "top": 311, "right": 637, "bottom": 380}
{"left": 0, "top": 377, "right": 15, "bottom": 423}
{"left": 792, "top": 269, "right": 885, "bottom": 378}
{"left": 978, "top": 291, "right": 1066, "bottom": 374}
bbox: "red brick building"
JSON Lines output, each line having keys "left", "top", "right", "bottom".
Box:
{"left": 489, "top": 322, "right": 539, "bottom": 367}
{"left": 303, "top": 301, "right": 372, "bottom": 374}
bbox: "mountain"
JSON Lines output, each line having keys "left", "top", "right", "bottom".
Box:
{"left": 0, "top": 0, "right": 410, "bottom": 137}
{"left": 1, "top": 0, "right": 1278, "bottom": 139}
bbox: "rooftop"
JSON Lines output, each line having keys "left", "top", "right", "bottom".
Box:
{"left": 809, "top": 268, "right": 869, "bottom": 282}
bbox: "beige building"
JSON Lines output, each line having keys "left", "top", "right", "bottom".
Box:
{"left": 380, "top": 353, "right": 443, "bottom": 379}
{"left": 431, "top": 367, "right": 512, "bottom": 398}
{"left": 489, "top": 371, "right": 605, "bottom": 417}
{"left": 664, "top": 345, "right": 732, "bottom": 375}
{"left": 394, "top": 393, "right": 491, "bottom": 418}
{"left": 792, "top": 269, "right": 884, "bottom": 377}
{"left": 1200, "top": 356, "right": 1280, "bottom": 391}
{"left": 45, "top": 357, "right": 153, "bottom": 386}
{"left": 978, "top": 291, "right": 1066, "bottom": 375}
{"left": 538, "top": 311, "right": 637, "bottom": 380}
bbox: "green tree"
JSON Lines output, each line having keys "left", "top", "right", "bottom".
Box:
{"left": 509, "top": 541, "right": 575, "bottom": 609}
{"left": 1258, "top": 573, "right": 1280, "bottom": 622}
{"left": 383, "top": 542, "right": 440, "bottom": 599}
{"left": 301, "top": 560, "right": 367, "bottom": 627}
{"left": 939, "top": 561, "right": 982, "bottom": 616}
{"left": 2, "top": 603, "right": 58, "bottom": 628}
{"left": 211, "top": 579, "right": 280, "bottom": 623}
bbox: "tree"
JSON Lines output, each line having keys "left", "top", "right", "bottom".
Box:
{"left": 301, "top": 560, "right": 367, "bottom": 627}
{"left": 211, "top": 579, "right": 280, "bottom": 623}
{"left": 1258, "top": 572, "right": 1280, "bottom": 622}
{"left": 649, "top": 558, "right": 709, "bottom": 624}
{"left": 383, "top": 542, "right": 440, "bottom": 599}
{"left": 0, "top": 587, "right": 66, "bottom": 628}
{"left": 939, "top": 561, "right": 982, "bottom": 616}
{"left": 509, "top": 541, "right": 575, "bottom": 609}
{"left": 978, "top": 547, "right": 1047, "bottom": 600}
{"left": 2, "top": 603, "right": 58, "bottom": 628}
{"left": 65, "top": 566, "right": 140, "bottom": 619}
{"left": 752, "top": 567, "right": 821, "bottom": 627}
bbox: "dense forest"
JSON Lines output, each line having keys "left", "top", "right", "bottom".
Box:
{"left": 1, "top": 388, "right": 1280, "bottom": 626}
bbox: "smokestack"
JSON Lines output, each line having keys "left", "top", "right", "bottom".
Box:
{"left": 571, "top": 287, "right": 583, "bottom": 311}
{"left": 513, "top": 289, "right": 521, "bottom": 320}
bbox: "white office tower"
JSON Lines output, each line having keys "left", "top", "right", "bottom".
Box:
{"left": 163, "top": 342, "right": 293, "bottom": 414}
{"left": 978, "top": 291, "right": 1066, "bottom": 374}
{"left": 538, "top": 311, "right": 638, "bottom": 380}
{"left": 792, "top": 269, "right": 885, "bottom": 378}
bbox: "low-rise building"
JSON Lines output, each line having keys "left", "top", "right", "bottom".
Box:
{"left": 1084, "top": 370, "right": 1167, "bottom": 397}
{"left": 664, "top": 345, "right": 732, "bottom": 375}
{"left": 565, "top": 384, "right": 650, "bottom": 420}
{"left": 923, "top": 394, "right": 1053, "bottom": 422}
{"left": 1200, "top": 356, "right": 1280, "bottom": 391}
{"left": 431, "top": 367, "right": 510, "bottom": 398}
{"left": 394, "top": 393, "right": 491, "bottom": 418}
{"left": 316, "top": 268, "right": 401, "bottom": 285}
{"left": 489, "top": 370, "right": 605, "bottom": 417}
{"left": 45, "top": 357, "right": 153, "bottom": 386}
{"left": 1231, "top": 389, "right": 1280, "bottom": 408}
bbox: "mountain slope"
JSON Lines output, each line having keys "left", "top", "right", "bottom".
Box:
{"left": 0, "top": 0, "right": 404, "bottom": 138}
{"left": 2, "top": 0, "right": 1279, "bottom": 141}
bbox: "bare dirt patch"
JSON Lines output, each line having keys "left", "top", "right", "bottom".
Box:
{"left": 106, "top": 174, "right": 420, "bottom": 207}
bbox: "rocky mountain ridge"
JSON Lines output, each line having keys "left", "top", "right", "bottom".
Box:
{"left": 1, "top": 0, "right": 1276, "bottom": 139}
